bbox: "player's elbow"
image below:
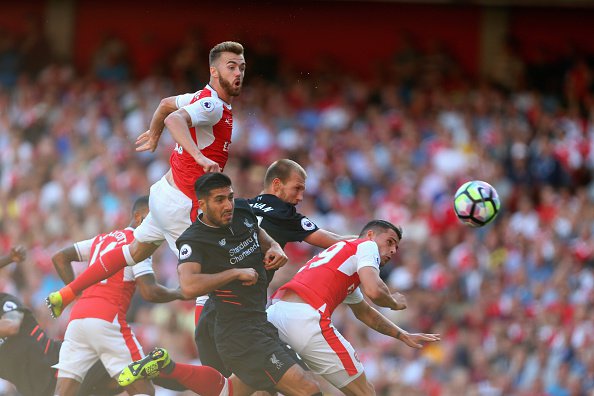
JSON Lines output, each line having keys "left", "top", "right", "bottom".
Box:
{"left": 51, "top": 253, "right": 64, "bottom": 271}
{"left": 159, "top": 97, "right": 177, "bottom": 113}
{"left": 179, "top": 281, "right": 201, "bottom": 299}
{"left": 363, "top": 287, "right": 385, "bottom": 305}
{"left": 138, "top": 285, "right": 162, "bottom": 302}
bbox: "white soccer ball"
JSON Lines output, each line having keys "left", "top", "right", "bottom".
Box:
{"left": 453, "top": 180, "right": 501, "bottom": 227}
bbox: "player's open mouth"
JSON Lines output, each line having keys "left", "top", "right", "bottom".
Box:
{"left": 233, "top": 80, "right": 241, "bottom": 87}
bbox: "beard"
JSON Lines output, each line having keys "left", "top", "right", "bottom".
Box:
{"left": 220, "top": 76, "right": 242, "bottom": 97}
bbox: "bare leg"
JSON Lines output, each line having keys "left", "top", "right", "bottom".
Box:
{"left": 340, "top": 372, "right": 375, "bottom": 396}
{"left": 54, "top": 377, "right": 81, "bottom": 396}
{"left": 274, "top": 364, "right": 320, "bottom": 396}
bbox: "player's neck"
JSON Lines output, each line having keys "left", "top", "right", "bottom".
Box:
{"left": 208, "top": 81, "right": 232, "bottom": 105}
{"left": 198, "top": 213, "right": 222, "bottom": 229}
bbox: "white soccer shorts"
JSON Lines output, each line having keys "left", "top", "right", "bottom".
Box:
{"left": 266, "top": 300, "right": 364, "bottom": 389}
{"left": 133, "top": 175, "right": 193, "bottom": 255}
{"left": 54, "top": 317, "right": 145, "bottom": 381}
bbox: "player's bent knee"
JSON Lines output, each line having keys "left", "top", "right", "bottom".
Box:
{"left": 277, "top": 365, "right": 320, "bottom": 395}
{"left": 341, "top": 376, "right": 375, "bottom": 396}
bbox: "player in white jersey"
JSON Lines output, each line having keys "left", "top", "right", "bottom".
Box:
{"left": 51, "top": 196, "right": 184, "bottom": 396}
{"left": 45, "top": 41, "right": 266, "bottom": 318}
{"left": 267, "top": 220, "right": 441, "bottom": 396}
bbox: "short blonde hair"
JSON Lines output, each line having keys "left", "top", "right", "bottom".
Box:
{"left": 264, "top": 159, "right": 307, "bottom": 188}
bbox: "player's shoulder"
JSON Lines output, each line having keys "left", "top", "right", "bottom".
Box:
{"left": 352, "top": 238, "right": 377, "bottom": 248}
{"left": 234, "top": 198, "right": 254, "bottom": 212}
{"left": 193, "top": 88, "right": 224, "bottom": 111}
{"left": 248, "top": 194, "right": 295, "bottom": 216}
{"left": 0, "top": 293, "right": 24, "bottom": 314}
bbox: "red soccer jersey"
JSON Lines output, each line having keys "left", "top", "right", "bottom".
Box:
{"left": 169, "top": 85, "right": 233, "bottom": 221}
{"left": 273, "top": 239, "right": 381, "bottom": 316}
{"left": 68, "top": 228, "right": 154, "bottom": 323}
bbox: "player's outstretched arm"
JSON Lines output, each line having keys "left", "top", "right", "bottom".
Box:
{"left": 136, "top": 96, "right": 177, "bottom": 152}
{"left": 303, "top": 229, "right": 357, "bottom": 249}
{"left": 257, "top": 227, "right": 288, "bottom": 270}
{"left": 178, "top": 261, "right": 258, "bottom": 298}
{"left": 358, "top": 267, "right": 407, "bottom": 310}
{"left": 136, "top": 274, "right": 184, "bottom": 303}
{"left": 348, "top": 300, "right": 440, "bottom": 348}
{"left": 52, "top": 245, "right": 80, "bottom": 284}
{"left": 0, "top": 246, "right": 26, "bottom": 269}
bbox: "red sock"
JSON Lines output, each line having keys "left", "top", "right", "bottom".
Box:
{"left": 159, "top": 363, "right": 230, "bottom": 396}
{"left": 67, "top": 246, "right": 129, "bottom": 298}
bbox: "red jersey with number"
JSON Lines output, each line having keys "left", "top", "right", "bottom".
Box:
{"left": 169, "top": 85, "right": 233, "bottom": 220}
{"left": 68, "top": 228, "right": 154, "bottom": 323}
{"left": 272, "top": 239, "right": 381, "bottom": 316}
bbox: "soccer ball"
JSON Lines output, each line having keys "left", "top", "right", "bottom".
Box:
{"left": 453, "top": 180, "right": 501, "bottom": 227}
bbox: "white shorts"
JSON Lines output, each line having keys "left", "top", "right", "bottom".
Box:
{"left": 55, "top": 317, "right": 145, "bottom": 382}
{"left": 134, "top": 175, "right": 193, "bottom": 255}
{"left": 266, "top": 301, "right": 364, "bottom": 389}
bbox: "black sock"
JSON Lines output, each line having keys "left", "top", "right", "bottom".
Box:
{"left": 161, "top": 360, "right": 176, "bottom": 375}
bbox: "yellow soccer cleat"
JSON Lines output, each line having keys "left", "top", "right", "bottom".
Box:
{"left": 118, "top": 348, "right": 171, "bottom": 387}
{"left": 45, "top": 292, "right": 64, "bottom": 319}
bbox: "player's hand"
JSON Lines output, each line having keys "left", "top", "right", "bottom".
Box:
{"left": 396, "top": 331, "right": 440, "bottom": 349}
{"left": 391, "top": 292, "right": 407, "bottom": 310}
{"left": 263, "top": 244, "right": 288, "bottom": 271}
{"left": 195, "top": 154, "right": 221, "bottom": 173}
{"left": 10, "top": 246, "right": 26, "bottom": 263}
{"left": 136, "top": 130, "right": 160, "bottom": 152}
{"left": 236, "top": 268, "right": 258, "bottom": 286}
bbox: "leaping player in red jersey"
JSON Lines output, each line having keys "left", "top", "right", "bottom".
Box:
{"left": 51, "top": 196, "right": 186, "bottom": 396}
{"left": 267, "top": 220, "right": 441, "bottom": 396}
{"left": 47, "top": 41, "right": 249, "bottom": 318}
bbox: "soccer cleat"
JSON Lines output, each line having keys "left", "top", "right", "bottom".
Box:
{"left": 118, "top": 348, "right": 171, "bottom": 387}
{"left": 46, "top": 292, "right": 64, "bottom": 318}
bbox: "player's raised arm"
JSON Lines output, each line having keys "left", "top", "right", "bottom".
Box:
{"left": 303, "top": 229, "right": 357, "bottom": 248}
{"left": 178, "top": 261, "right": 258, "bottom": 298}
{"left": 0, "top": 246, "right": 26, "bottom": 269}
{"left": 136, "top": 96, "right": 177, "bottom": 152}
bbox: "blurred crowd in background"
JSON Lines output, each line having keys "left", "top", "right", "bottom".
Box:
{"left": 1, "top": 21, "right": 594, "bottom": 396}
